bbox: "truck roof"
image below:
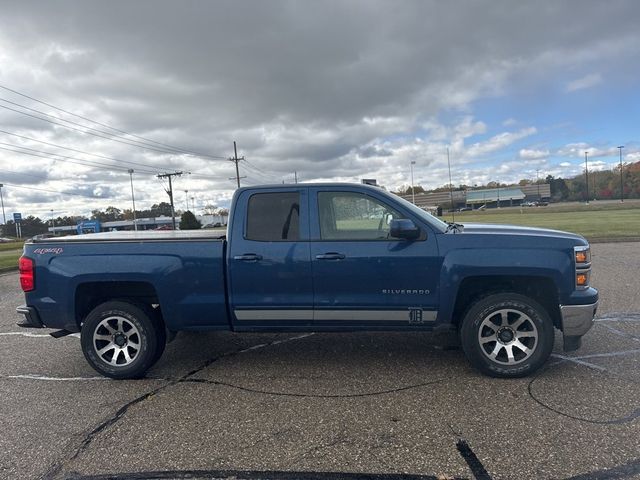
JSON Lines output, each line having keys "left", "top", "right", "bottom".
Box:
{"left": 235, "top": 182, "right": 383, "bottom": 194}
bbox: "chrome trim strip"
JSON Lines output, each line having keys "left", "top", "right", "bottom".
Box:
{"left": 233, "top": 309, "right": 437, "bottom": 322}
{"left": 234, "top": 310, "right": 313, "bottom": 321}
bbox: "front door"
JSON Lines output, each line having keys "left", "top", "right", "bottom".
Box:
{"left": 310, "top": 188, "right": 440, "bottom": 327}
{"left": 228, "top": 188, "right": 313, "bottom": 328}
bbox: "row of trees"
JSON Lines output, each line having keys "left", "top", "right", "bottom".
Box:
{"left": 396, "top": 161, "right": 640, "bottom": 202}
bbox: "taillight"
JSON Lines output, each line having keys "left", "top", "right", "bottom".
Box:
{"left": 19, "top": 257, "right": 35, "bottom": 292}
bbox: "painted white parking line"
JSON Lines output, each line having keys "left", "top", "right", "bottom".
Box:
{"left": 6, "top": 374, "right": 108, "bottom": 381}
{"left": 550, "top": 353, "right": 608, "bottom": 371}
{"left": 237, "top": 333, "right": 315, "bottom": 353}
{"left": 0, "top": 331, "right": 80, "bottom": 338}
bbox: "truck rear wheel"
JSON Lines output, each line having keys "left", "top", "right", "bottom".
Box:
{"left": 81, "top": 301, "right": 160, "bottom": 379}
{"left": 460, "top": 293, "right": 554, "bottom": 378}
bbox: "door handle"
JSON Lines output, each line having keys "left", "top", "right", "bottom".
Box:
{"left": 234, "top": 253, "right": 263, "bottom": 262}
{"left": 315, "top": 252, "right": 346, "bottom": 260}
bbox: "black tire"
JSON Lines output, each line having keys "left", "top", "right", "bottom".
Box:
{"left": 81, "top": 300, "right": 160, "bottom": 379}
{"left": 460, "top": 292, "right": 554, "bottom": 378}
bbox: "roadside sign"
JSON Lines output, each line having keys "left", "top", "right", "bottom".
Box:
{"left": 13, "top": 212, "right": 22, "bottom": 222}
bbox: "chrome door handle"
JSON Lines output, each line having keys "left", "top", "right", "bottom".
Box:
{"left": 233, "top": 254, "right": 263, "bottom": 262}
{"left": 315, "top": 253, "right": 346, "bottom": 260}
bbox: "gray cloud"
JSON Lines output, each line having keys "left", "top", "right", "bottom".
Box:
{"left": 0, "top": 1, "right": 638, "bottom": 216}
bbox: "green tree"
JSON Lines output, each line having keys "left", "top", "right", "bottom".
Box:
{"left": 179, "top": 211, "right": 202, "bottom": 230}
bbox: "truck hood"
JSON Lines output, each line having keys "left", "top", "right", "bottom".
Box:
{"left": 456, "top": 222, "right": 587, "bottom": 243}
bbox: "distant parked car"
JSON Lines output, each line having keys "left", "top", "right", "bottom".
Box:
{"left": 458, "top": 207, "right": 472, "bottom": 212}
{"left": 0, "top": 237, "right": 15, "bottom": 243}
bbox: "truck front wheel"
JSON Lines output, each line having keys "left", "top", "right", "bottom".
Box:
{"left": 81, "top": 301, "right": 160, "bottom": 379}
{"left": 460, "top": 293, "right": 554, "bottom": 378}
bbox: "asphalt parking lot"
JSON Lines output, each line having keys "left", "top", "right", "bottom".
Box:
{"left": 1, "top": 242, "right": 639, "bottom": 480}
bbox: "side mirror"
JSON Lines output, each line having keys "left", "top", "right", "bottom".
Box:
{"left": 390, "top": 219, "right": 420, "bottom": 240}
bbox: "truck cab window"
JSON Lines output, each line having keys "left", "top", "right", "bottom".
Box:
{"left": 246, "top": 192, "right": 300, "bottom": 241}
{"left": 318, "top": 192, "right": 403, "bottom": 240}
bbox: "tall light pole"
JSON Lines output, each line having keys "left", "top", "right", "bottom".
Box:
{"left": 536, "top": 168, "right": 541, "bottom": 200}
{"left": 50, "top": 209, "right": 55, "bottom": 234}
{"left": 410, "top": 161, "right": 416, "bottom": 204}
{"left": 184, "top": 190, "right": 190, "bottom": 211}
{"left": 618, "top": 146, "right": 624, "bottom": 202}
{"left": 191, "top": 196, "right": 195, "bottom": 213}
{"left": 127, "top": 169, "right": 138, "bottom": 231}
{"left": 447, "top": 147, "right": 455, "bottom": 221}
{"left": 584, "top": 151, "right": 589, "bottom": 205}
{"left": 0, "top": 183, "right": 6, "bottom": 226}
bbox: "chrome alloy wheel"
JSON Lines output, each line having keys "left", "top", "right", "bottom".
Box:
{"left": 92, "top": 316, "right": 141, "bottom": 367}
{"left": 477, "top": 308, "right": 539, "bottom": 365}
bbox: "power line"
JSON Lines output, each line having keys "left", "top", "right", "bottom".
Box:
{"left": 0, "top": 168, "right": 55, "bottom": 181}
{"left": 243, "top": 159, "right": 283, "bottom": 181}
{"left": 0, "top": 102, "right": 193, "bottom": 155}
{"left": 0, "top": 143, "right": 159, "bottom": 174}
{"left": 0, "top": 129, "right": 227, "bottom": 180}
{"left": 0, "top": 129, "right": 166, "bottom": 173}
{"left": 0, "top": 85, "right": 228, "bottom": 159}
{"left": 0, "top": 182, "right": 107, "bottom": 198}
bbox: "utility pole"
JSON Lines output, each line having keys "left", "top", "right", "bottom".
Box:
{"left": 294, "top": 171, "right": 298, "bottom": 184}
{"left": 618, "top": 146, "right": 624, "bottom": 203}
{"left": 128, "top": 169, "right": 137, "bottom": 231}
{"left": 157, "top": 172, "right": 183, "bottom": 230}
{"left": 584, "top": 151, "right": 589, "bottom": 205}
{"left": 0, "top": 183, "right": 6, "bottom": 226}
{"left": 229, "top": 141, "right": 245, "bottom": 189}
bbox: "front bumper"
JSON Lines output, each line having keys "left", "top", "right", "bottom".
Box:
{"left": 560, "top": 301, "right": 598, "bottom": 337}
{"left": 16, "top": 305, "right": 44, "bottom": 328}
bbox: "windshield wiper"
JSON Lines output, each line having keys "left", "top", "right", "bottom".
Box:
{"left": 445, "top": 221, "right": 464, "bottom": 233}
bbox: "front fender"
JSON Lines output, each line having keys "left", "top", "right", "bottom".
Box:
{"left": 437, "top": 248, "right": 573, "bottom": 324}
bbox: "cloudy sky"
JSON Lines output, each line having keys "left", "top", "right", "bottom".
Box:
{"left": 0, "top": 0, "right": 639, "bottom": 219}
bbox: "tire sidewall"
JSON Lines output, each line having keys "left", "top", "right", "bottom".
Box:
{"left": 460, "top": 293, "right": 554, "bottom": 378}
{"left": 81, "top": 301, "right": 158, "bottom": 379}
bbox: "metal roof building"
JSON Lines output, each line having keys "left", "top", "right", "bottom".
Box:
{"left": 466, "top": 187, "right": 525, "bottom": 204}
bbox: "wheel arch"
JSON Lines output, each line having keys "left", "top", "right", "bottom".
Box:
{"left": 451, "top": 275, "right": 561, "bottom": 330}
{"left": 75, "top": 281, "right": 165, "bottom": 330}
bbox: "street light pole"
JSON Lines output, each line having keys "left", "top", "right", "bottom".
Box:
{"left": 50, "top": 209, "right": 55, "bottom": 234}
{"left": 184, "top": 190, "right": 189, "bottom": 212}
{"left": 410, "top": 161, "right": 416, "bottom": 204}
{"left": 618, "top": 146, "right": 624, "bottom": 203}
{"left": 0, "top": 183, "right": 6, "bottom": 226}
{"left": 584, "top": 151, "right": 590, "bottom": 205}
{"left": 536, "top": 168, "right": 541, "bottom": 200}
{"left": 128, "top": 169, "right": 137, "bottom": 231}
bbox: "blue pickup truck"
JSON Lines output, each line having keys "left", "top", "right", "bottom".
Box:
{"left": 16, "top": 183, "right": 598, "bottom": 379}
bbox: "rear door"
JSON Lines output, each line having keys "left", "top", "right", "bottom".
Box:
{"left": 228, "top": 188, "right": 313, "bottom": 328}
{"left": 309, "top": 187, "right": 440, "bottom": 327}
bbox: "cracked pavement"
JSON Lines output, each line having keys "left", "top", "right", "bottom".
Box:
{"left": 0, "top": 242, "right": 639, "bottom": 480}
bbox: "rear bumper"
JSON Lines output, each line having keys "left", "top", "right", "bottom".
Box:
{"left": 560, "top": 301, "right": 598, "bottom": 337}
{"left": 16, "top": 305, "right": 44, "bottom": 328}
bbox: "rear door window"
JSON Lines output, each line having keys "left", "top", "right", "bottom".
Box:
{"left": 246, "top": 192, "right": 300, "bottom": 241}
